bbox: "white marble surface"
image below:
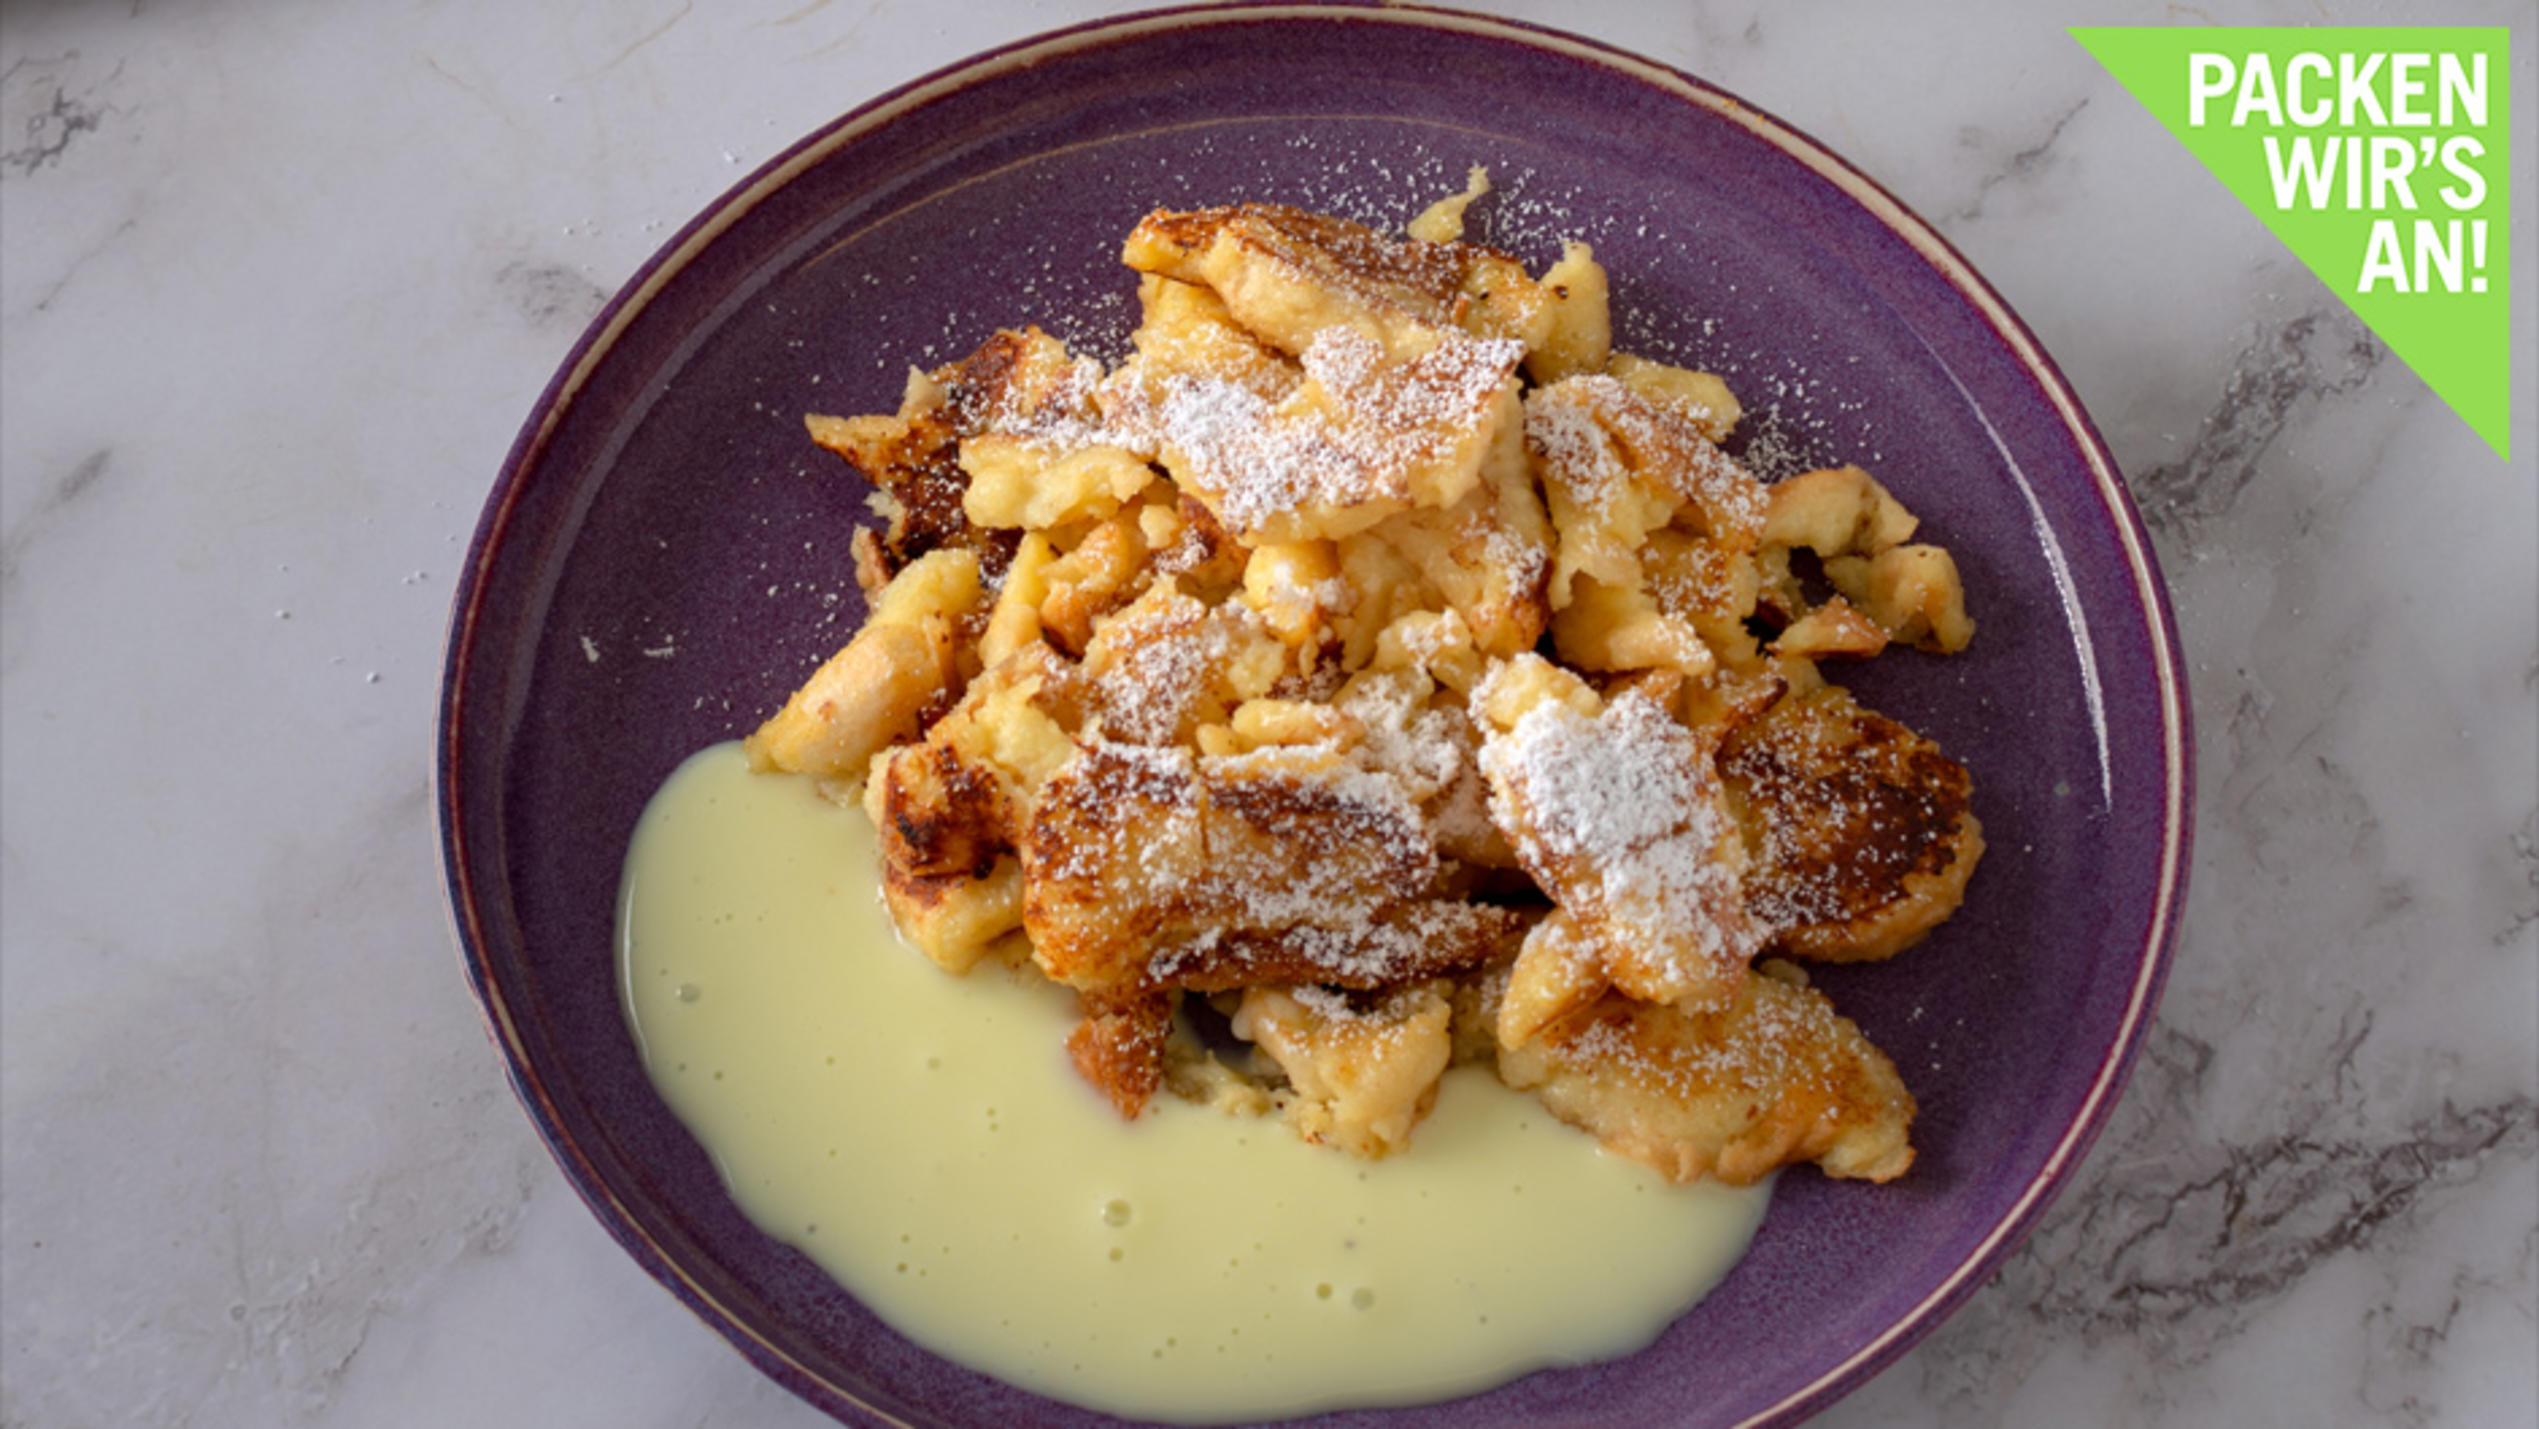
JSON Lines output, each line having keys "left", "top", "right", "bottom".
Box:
{"left": 3, "top": 1, "right": 2532, "bottom": 1425}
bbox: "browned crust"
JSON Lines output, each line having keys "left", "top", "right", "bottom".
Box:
{"left": 1149, "top": 901, "right": 1525, "bottom": 993}
{"left": 1504, "top": 973, "right": 1917, "bottom": 1185}
{"left": 1719, "top": 685, "right": 1982, "bottom": 962}
{"left": 1152, "top": 493, "right": 1249, "bottom": 593}
{"left": 876, "top": 741, "right": 1008, "bottom": 881}
{"left": 1066, "top": 986, "right": 1176, "bottom": 1118}
{"left": 1022, "top": 744, "right": 1209, "bottom": 992}
{"left": 1128, "top": 203, "right": 1487, "bottom": 326}
{"left": 813, "top": 329, "right": 1120, "bottom": 583}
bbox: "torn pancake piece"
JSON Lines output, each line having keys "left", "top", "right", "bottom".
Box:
{"left": 1497, "top": 967, "right": 1916, "bottom": 1185}
{"left": 1022, "top": 738, "right": 1513, "bottom": 1114}
{"left": 1720, "top": 683, "right": 1984, "bottom": 963}
{"left": 1475, "top": 655, "right": 1764, "bottom": 1013}
{"left": 1068, "top": 984, "right": 1178, "bottom": 1120}
{"left": 1120, "top": 202, "right": 1554, "bottom": 360}
{"left": 1125, "top": 325, "right": 1524, "bottom": 545}
{"left": 1233, "top": 982, "right": 1457, "bottom": 1158}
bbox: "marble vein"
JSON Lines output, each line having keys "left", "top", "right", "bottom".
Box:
{"left": 1887, "top": 1000, "right": 2536, "bottom": 1419}
{"left": 16, "top": 212, "right": 135, "bottom": 319}
{"left": 806, "top": 0, "right": 900, "bottom": 62}
{"left": 0, "top": 53, "right": 122, "bottom": 178}
{"left": 1950, "top": 97, "right": 2090, "bottom": 224}
{"left": 589, "top": 0, "right": 697, "bottom": 78}
{"left": 2504, "top": 805, "right": 2539, "bottom": 949}
{"left": 1672, "top": 1, "right": 1766, "bottom": 68}
{"left": 0, "top": 447, "right": 111, "bottom": 594}
{"left": 2131, "top": 308, "right": 2385, "bottom": 540}
{"left": 767, "top": 0, "right": 842, "bottom": 27}
{"left": 2357, "top": 1232, "right": 2538, "bottom": 1426}
{"left": 2065, "top": 1100, "right": 2532, "bottom": 1331}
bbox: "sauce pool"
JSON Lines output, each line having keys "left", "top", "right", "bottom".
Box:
{"left": 619, "top": 742, "right": 1767, "bottom": 1422}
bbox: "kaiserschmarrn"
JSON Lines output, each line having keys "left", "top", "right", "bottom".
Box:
{"left": 745, "top": 175, "right": 1983, "bottom": 1188}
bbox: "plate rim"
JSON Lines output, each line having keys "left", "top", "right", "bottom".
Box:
{"left": 437, "top": 4, "right": 2196, "bottom": 1425}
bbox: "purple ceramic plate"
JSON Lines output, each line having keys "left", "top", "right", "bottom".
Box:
{"left": 440, "top": 5, "right": 2191, "bottom": 1426}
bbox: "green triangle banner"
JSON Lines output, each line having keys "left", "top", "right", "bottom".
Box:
{"left": 2072, "top": 27, "right": 2512, "bottom": 459}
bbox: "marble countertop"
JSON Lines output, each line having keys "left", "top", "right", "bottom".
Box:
{"left": 3, "top": 2, "right": 2531, "bottom": 1425}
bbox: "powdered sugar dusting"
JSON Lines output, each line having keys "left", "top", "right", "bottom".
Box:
{"left": 1138, "top": 327, "right": 1521, "bottom": 537}
{"left": 1336, "top": 670, "right": 1464, "bottom": 802}
{"left": 1525, "top": 388, "right": 1620, "bottom": 496}
{"left": 1480, "top": 690, "right": 1763, "bottom": 993}
{"left": 1534, "top": 374, "right": 1765, "bottom": 531}
{"left": 972, "top": 351, "right": 1114, "bottom": 449}
{"left": 1152, "top": 899, "right": 1498, "bottom": 991}
{"left": 1085, "top": 593, "right": 1251, "bottom": 746}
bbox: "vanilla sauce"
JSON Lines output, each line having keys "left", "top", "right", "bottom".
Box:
{"left": 620, "top": 742, "right": 1767, "bottom": 1422}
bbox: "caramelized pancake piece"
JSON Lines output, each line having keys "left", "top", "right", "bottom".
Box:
{"left": 744, "top": 549, "right": 984, "bottom": 782}
{"left": 1078, "top": 584, "right": 1288, "bottom": 746}
{"left": 980, "top": 531, "right": 1060, "bottom": 668}
{"left": 1117, "top": 324, "right": 1525, "bottom": 544}
{"left": 1673, "top": 660, "right": 1792, "bottom": 741}
{"left": 1754, "top": 465, "right": 1974, "bottom": 653}
{"left": 1720, "top": 684, "right": 1983, "bottom": 962}
{"left": 1549, "top": 577, "right": 1714, "bottom": 678}
{"left": 1344, "top": 400, "right": 1552, "bottom": 659}
{"left": 1234, "top": 983, "right": 1457, "bottom": 1157}
{"left": 1022, "top": 742, "right": 1445, "bottom": 995}
{"left": 868, "top": 738, "right": 1005, "bottom": 879}
{"left": 1026, "top": 738, "right": 1510, "bottom": 1115}
{"left": 935, "top": 326, "right": 1098, "bottom": 431}
{"left": 1642, "top": 528, "right": 1765, "bottom": 665}
{"left": 1761, "top": 464, "right": 1918, "bottom": 559}
{"left": 1122, "top": 202, "right": 1550, "bottom": 359}
{"left": 806, "top": 405, "right": 1011, "bottom": 581}
{"left": 1497, "top": 969, "right": 1916, "bottom": 1185}
{"left": 1021, "top": 743, "right": 1214, "bottom": 994}
{"left": 871, "top": 848, "right": 1025, "bottom": 975}
{"left": 863, "top": 723, "right": 1025, "bottom": 976}
{"left": 1823, "top": 544, "right": 1976, "bottom": 654}
{"left": 1036, "top": 511, "right": 1155, "bottom": 656}
{"left": 961, "top": 439, "right": 1155, "bottom": 532}
{"left": 1331, "top": 661, "right": 1512, "bottom": 868}
{"left": 1200, "top": 743, "right": 1437, "bottom": 919}
{"left": 1525, "top": 374, "right": 1767, "bottom": 611}
{"left": 1112, "top": 275, "right": 1300, "bottom": 407}
{"left": 1205, "top": 696, "right": 1365, "bottom": 756}
{"left": 1528, "top": 242, "right": 1611, "bottom": 383}
{"left": 953, "top": 329, "right": 1158, "bottom": 531}
{"left": 803, "top": 397, "right": 979, "bottom": 580}
{"left": 1494, "top": 908, "right": 1610, "bottom": 1050}
{"left": 1149, "top": 491, "right": 1251, "bottom": 596}
{"left": 1238, "top": 539, "right": 1349, "bottom": 658}
{"left": 1476, "top": 657, "right": 1764, "bottom": 1011}
{"left": 923, "top": 644, "right": 1082, "bottom": 816}
{"left": 1068, "top": 985, "right": 1176, "bottom": 1118}
{"left": 1406, "top": 165, "right": 1492, "bottom": 244}
{"left": 1771, "top": 595, "right": 1890, "bottom": 661}
{"left": 808, "top": 329, "right": 1121, "bottom": 581}
{"left": 860, "top": 659, "right": 1076, "bottom": 973}
{"left": 1606, "top": 353, "right": 1740, "bottom": 442}
{"left": 1149, "top": 900, "right": 1522, "bottom": 993}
